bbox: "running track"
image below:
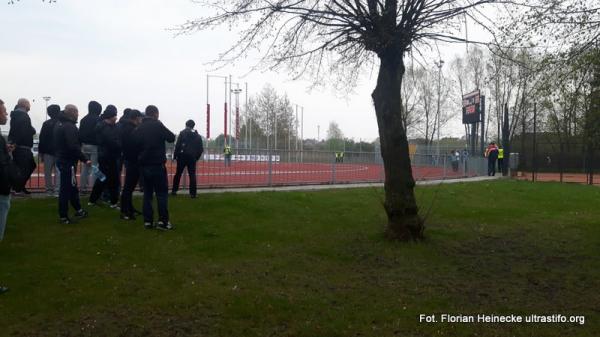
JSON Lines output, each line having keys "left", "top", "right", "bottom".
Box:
{"left": 26, "top": 161, "right": 473, "bottom": 191}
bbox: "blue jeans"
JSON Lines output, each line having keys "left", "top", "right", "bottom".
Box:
{"left": 57, "top": 160, "right": 83, "bottom": 219}
{"left": 141, "top": 164, "right": 169, "bottom": 223}
{"left": 0, "top": 195, "right": 11, "bottom": 241}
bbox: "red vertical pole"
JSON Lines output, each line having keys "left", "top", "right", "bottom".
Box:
{"left": 224, "top": 102, "right": 228, "bottom": 142}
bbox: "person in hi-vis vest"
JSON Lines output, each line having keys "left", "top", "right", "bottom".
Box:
{"left": 497, "top": 146, "right": 505, "bottom": 174}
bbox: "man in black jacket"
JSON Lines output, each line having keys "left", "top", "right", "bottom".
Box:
{"left": 79, "top": 101, "right": 102, "bottom": 193}
{"left": 54, "top": 104, "right": 91, "bottom": 224}
{"left": 89, "top": 105, "right": 121, "bottom": 208}
{"left": 172, "top": 119, "right": 203, "bottom": 198}
{"left": 39, "top": 104, "right": 62, "bottom": 196}
{"left": 133, "top": 105, "right": 175, "bottom": 230}
{"left": 8, "top": 98, "right": 36, "bottom": 194}
{"left": 119, "top": 109, "right": 143, "bottom": 220}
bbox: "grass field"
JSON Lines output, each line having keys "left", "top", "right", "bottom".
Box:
{"left": 0, "top": 180, "right": 598, "bottom": 336}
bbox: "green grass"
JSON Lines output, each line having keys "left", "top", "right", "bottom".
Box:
{"left": 0, "top": 180, "right": 598, "bottom": 336}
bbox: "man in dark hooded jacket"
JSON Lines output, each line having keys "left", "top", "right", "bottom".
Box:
{"left": 39, "top": 104, "right": 62, "bottom": 195}
{"left": 172, "top": 119, "right": 203, "bottom": 198}
{"left": 79, "top": 101, "right": 102, "bottom": 192}
{"left": 54, "top": 104, "right": 91, "bottom": 224}
{"left": 88, "top": 105, "right": 121, "bottom": 208}
{"left": 119, "top": 109, "right": 143, "bottom": 220}
{"left": 8, "top": 98, "right": 36, "bottom": 193}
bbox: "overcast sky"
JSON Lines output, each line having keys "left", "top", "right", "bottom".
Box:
{"left": 0, "top": 0, "right": 490, "bottom": 142}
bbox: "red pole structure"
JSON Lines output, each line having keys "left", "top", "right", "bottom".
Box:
{"left": 206, "top": 103, "right": 211, "bottom": 139}
{"left": 224, "top": 102, "right": 228, "bottom": 142}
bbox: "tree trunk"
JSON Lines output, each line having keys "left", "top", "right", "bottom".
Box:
{"left": 372, "top": 53, "right": 424, "bottom": 241}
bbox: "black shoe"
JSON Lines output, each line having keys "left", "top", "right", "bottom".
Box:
{"left": 190, "top": 195, "right": 197, "bottom": 199}
{"left": 74, "top": 209, "right": 88, "bottom": 218}
{"left": 0, "top": 286, "right": 8, "bottom": 294}
{"left": 144, "top": 222, "right": 154, "bottom": 229}
{"left": 170, "top": 191, "right": 177, "bottom": 196}
{"left": 156, "top": 221, "right": 173, "bottom": 231}
{"left": 59, "top": 217, "right": 74, "bottom": 224}
{"left": 120, "top": 213, "right": 135, "bottom": 221}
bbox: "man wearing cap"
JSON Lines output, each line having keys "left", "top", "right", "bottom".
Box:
{"left": 8, "top": 98, "right": 36, "bottom": 194}
{"left": 79, "top": 101, "right": 102, "bottom": 193}
{"left": 38, "top": 104, "right": 62, "bottom": 196}
{"left": 88, "top": 105, "right": 121, "bottom": 208}
{"left": 119, "top": 109, "right": 143, "bottom": 220}
{"left": 133, "top": 105, "right": 175, "bottom": 230}
{"left": 54, "top": 104, "right": 92, "bottom": 224}
{"left": 172, "top": 119, "right": 203, "bottom": 199}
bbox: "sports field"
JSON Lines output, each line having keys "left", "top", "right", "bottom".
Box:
{"left": 1, "top": 180, "right": 598, "bottom": 336}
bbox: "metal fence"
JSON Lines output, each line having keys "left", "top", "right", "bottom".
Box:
{"left": 511, "top": 141, "right": 600, "bottom": 185}
{"left": 23, "top": 146, "right": 489, "bottom": 193}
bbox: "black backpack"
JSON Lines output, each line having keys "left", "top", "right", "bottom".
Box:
{"left": 182, "top": 131, "right": 204, "bottom": 161}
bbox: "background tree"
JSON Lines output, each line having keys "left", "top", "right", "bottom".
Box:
{"left": 326, "top": 121, "right": 344, "bottom": 151}
{"left": 240, "top": 84, "right": 298, "bottom": 150}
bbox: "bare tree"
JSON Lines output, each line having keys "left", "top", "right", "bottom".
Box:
{"left": 178, "top": 0, "right": 528, "bottom": 241}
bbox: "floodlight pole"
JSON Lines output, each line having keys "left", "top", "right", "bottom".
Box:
{"left": 43, "top": 96, "right": 51, "bottom": 121}
{"left": 232, "top": 86, "right": 243, "bottom": 150}
{"left": 436, "top": 59, "right": 444, "bottom": 162}
{"left": 206, "top": 74, "right": 228, "bottom": 143}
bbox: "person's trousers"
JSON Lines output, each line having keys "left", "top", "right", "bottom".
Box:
{"left": 498, "top": 158, "right": 504, "bottom": 174}
{"left": 120, "top": 161, "right": 140, "bottom": 216}
{"left": 43, "top": 154, "right": 60, "bottom": 193}
{"left": 57, "top": 160, "right": 83, "bottom": 219}
{"left": 80, "top": 144, "right": 98, "bottom": 192}
{"left": 0, "top": 195, "right": 11, "bottom": 241}
{"left": 172, "top": 156, "right": 197, "bottom": 196}
{"left": 141, "top": 164, "right": 169, "bottom": 223}
{"left": 89, "top": 157, "right": 119, "bottom": 205}
{"left": 488, "top": 159, "right": 496, "bottom": 176}
{"left": 12, "top": 148, "right": 36, "bottom": 191}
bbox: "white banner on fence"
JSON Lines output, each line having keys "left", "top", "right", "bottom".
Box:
{"left": 203, "top": 154, "right": 281, "bottom": 162}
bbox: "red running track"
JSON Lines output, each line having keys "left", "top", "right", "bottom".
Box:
{"left": 25, "top": 161, "right": 470, "bottom": 191}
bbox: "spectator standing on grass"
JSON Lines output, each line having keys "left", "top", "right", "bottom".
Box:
{"left": 8, "top": 98, "right": 36, "bottom": 194}
{"left": 88, "top": 105, "right": 121, "bottom": 209}
{"left": 485, "top": 142, "right": 499, "bottom": 176}
{"left": 172, "top": 120, "right": 203, "bottom": 199}
{"left": 119, "top": 109, "right": 143, "bottom": 220}
{"left": 38, "top": 104, "right": 62, "bottom": 196}
{"left": 0, "top": 99, "right": 14, "bottom": 294}
{"left": 133, "top": 105, "right": 175, "bottom": 230}
{"left": 53, "top": 105, "right": 91, "bottom": 224}
{"left": 79, "top": 101, "right": 102, "bottom": 193}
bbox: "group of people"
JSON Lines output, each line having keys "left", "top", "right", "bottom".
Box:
{"left": 484, "top": 142, "right": 505, "bottom": 176}
{"left": 1, "top": 98, "right": 206, "bottom": 240}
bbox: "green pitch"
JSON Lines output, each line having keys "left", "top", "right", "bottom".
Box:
{"left": 1, "top": 181, "right": 598, "bottom": 336}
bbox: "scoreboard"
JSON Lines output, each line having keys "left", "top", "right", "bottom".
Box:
{"left": 462, "top": 89, "right": 484, "bottom": 124}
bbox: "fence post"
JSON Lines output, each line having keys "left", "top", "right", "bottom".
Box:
{"left": 331, "top": 154, "right": 337, "bottom": 184}
{"left": 443, "top": 154, "right": 447, "bottom": 179}
{"left": 268, "top": 150, "right": 273, "bottom": 186}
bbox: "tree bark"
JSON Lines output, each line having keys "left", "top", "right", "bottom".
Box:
{"left": 372, "top": 52, "right": 424, "bottom": 241}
